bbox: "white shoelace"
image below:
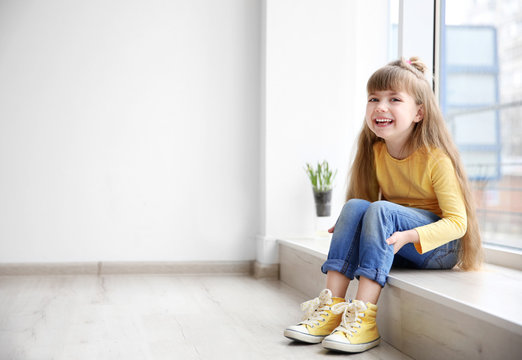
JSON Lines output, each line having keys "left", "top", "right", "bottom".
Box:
{"left": 330, "top": 300, "right": 367, "bottom": 336}
{"left": 299, "top": 289, "right": 334, "bottom": 327}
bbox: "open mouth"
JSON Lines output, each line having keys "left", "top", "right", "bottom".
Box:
{"left": 374, "top": 118, "right": 394, "bottom": 127}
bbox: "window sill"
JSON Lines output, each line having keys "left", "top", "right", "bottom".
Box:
{"left": 277, "top": 236, "right": 522, "bottom": 336}
{"left": 483, "top": 232, "right": 522, "bottom": 271}
{"left": 484, "top": 243, "right": 522, "bottom": 271}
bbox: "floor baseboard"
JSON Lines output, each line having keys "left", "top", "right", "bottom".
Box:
{"left": 253, "top": 261, "right": 279, "bottom": 279}
{"left": 0, "top": 261, "right": 255, "bottom": 276}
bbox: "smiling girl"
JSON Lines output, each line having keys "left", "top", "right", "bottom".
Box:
{"left": 284, "top": 57, "right": 483, "bottom": 353}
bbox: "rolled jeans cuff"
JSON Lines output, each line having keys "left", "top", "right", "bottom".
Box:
{"left": 354, "top": 267, "right": 388, "bottom": 288}
{"left": 321, "top": 259, "right": 356, "bottom": 280}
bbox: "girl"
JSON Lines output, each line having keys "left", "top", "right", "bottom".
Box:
{"left": 284, "top": 57, "right": 483, "bottom": 353}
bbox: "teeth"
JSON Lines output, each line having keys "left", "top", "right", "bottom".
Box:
{"left": 375, "top": 118, "right": 393, "bottom": 123}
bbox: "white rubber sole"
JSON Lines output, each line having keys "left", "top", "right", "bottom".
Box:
{"left": 322, "top": 337, "right": 381, "bottom": 353}
{"left": 283, "top": 328, "right": 325, "bottom": 344}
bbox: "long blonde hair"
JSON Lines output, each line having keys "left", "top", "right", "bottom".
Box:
{"left": 347, "top": 57, "right": 483, "bottom": 271}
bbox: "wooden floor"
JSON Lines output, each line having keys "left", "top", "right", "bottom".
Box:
{"left": 0, "top": 274, "right": 411, "bottom": 360}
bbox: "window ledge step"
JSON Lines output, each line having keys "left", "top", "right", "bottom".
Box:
{"left": 278, "top": 236, "right": 522, "bottom": 336}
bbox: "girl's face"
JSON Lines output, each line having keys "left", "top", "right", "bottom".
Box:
{"left": 365, "top": 89, "right": 424, "bottom": 150}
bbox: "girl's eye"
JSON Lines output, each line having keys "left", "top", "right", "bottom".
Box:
{"left": 368, "top": 98, "right": 378, "bottom": 102}
{"left": 391, "top": 98, "right": 402, "bottom": 102}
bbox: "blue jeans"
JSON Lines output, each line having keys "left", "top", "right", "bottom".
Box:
{"left": 321, "top": 199, "right": 460, "bottom": 287}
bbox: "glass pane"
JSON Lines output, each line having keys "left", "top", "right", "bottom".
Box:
{"left": 446, "top": 73, "right": 497, "bottom": 105}
{"left": 446, "top": 27, "right": 496, "bottom": 67}
{"left": 442, "top": 0, "right": 522, "bottom": 249}
{"left": 453, "top": 110, "right": 497, "bottom": 145}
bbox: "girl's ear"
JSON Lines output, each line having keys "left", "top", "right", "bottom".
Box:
{"left": 415, "top": 104, "right": 424, "bottom": 123}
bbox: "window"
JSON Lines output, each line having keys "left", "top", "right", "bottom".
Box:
{"left": 441, "top": 0, "right": 522, "bottom": 250}
{"left": 394, "top": 0, "right": 522, "bottom": 264}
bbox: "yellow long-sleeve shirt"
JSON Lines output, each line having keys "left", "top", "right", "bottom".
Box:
{"left": 373, "top": 141, "right": 467, "bottom": 254}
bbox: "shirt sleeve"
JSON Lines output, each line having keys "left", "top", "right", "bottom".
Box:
{"left": 413, "top": 154, "right": 467, "bottom": 253}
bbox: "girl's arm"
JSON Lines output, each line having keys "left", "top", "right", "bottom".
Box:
{"left": 413, "top": 154, "right": 467, "bottom": 253}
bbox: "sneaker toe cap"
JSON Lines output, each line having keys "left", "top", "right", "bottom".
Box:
{"left": 284, "top": 325, "right": 324, "bottom": 344}
{"left": 324, "top": 332, "right": 350, "bottom": 344}
{"left": 285, "top": 324, "right": 308, "bottom": 335}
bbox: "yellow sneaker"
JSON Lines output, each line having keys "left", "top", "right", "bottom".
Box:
{"left": 284, "top": 289, "right": 345, "bottom": 343}
{"left": 321, "top": 299, "right": 380, "bottom": 353}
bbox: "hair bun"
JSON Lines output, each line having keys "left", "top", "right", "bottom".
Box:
{"left": 407, "top": 56, "right": 428, "bottom": 74}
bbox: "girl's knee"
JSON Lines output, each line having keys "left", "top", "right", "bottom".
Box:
{"left": 362, "top": 201, "right": 395, "bottom": 230}
{"left": 366, "top": 200, "right": 393, "bottom": 216}
{"left": 336, "top": 199, "right": 371, "bottom": 227}
{"left": 343, "top": 198, "right": 371, "bottom": 212}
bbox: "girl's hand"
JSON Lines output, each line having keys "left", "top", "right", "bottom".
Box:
{"left": 328, "top": 226, "right": 335, "bottom": 233}
{"left": 386, "top": 229, "right": 419, "bottom": 254}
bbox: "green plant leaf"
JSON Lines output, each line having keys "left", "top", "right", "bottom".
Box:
{"left": 304, "top": 160, "right": 337, "bottom": 191}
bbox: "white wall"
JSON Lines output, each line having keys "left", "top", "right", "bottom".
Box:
{"left": 0, "top": 0, "right": 261, "bottom": 262}
{"left": 263, "top": 0, "right": 355, "bottom": 239}
{"left": 0, "top": 0, "right": 391, "bottom": 264}
{"left": 258, "top": 0, "right": 390, "bottom": 264}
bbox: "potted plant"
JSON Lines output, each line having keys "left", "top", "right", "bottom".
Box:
{"left": 305, "top": 160, "right": 337, "bottom": 217}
